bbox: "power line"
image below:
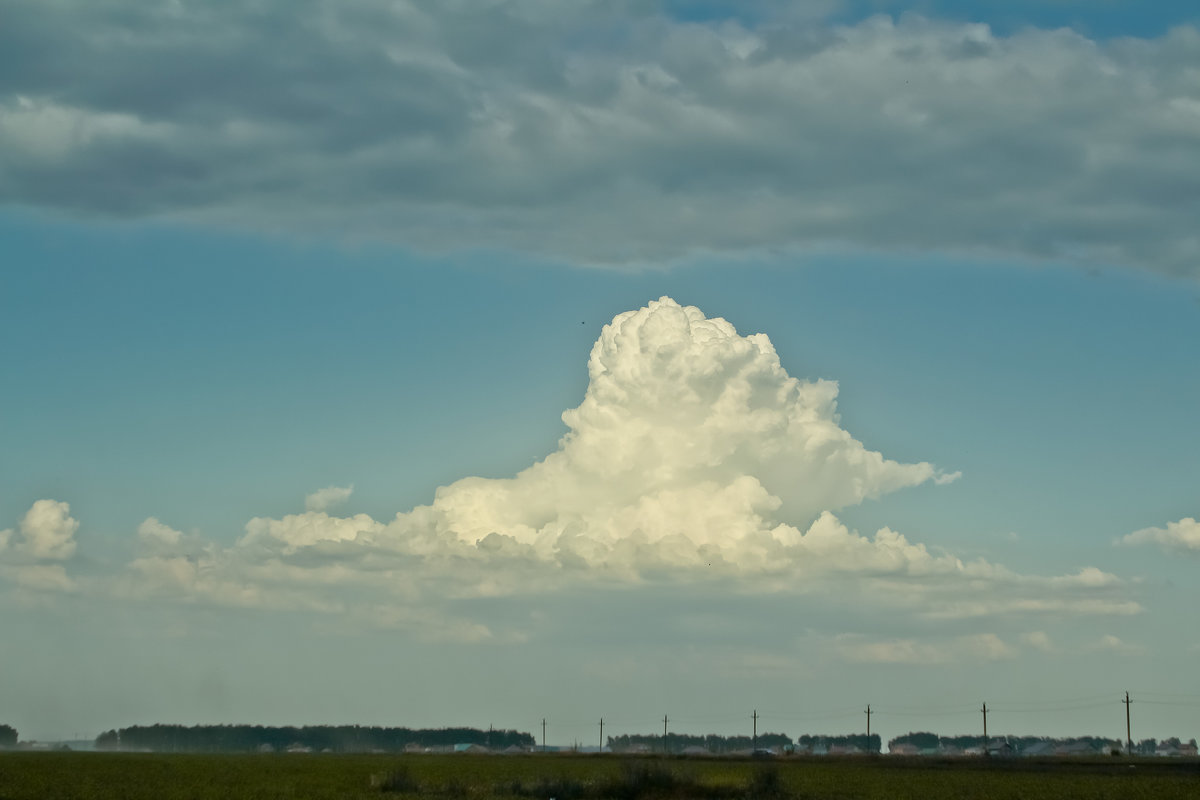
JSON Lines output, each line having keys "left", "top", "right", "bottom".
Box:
{"left": 1128, "top": 689, "right": 1200, "bottom": 699}
{"left": 991, "top": 700, "right": 1115, "bottom": 714}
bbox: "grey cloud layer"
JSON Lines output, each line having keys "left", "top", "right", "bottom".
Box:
{"left": 2, "top": 2, "right": 1199, "bottom": 274}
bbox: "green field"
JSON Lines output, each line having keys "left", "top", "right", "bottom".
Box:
{"left": 1, "top": 752, "right": 1197, "bottom": 800}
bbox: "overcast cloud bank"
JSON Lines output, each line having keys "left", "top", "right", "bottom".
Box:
{"left": 1, "top": 2, "right": 1198, "bottom": 275}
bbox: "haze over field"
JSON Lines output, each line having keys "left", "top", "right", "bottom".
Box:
{"left": 2, "top": 0, "right": 1198, "bottom": 746}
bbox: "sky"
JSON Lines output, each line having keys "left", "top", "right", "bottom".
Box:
{"left": 2, "top": 0, "right": 1199, "bottom": 747}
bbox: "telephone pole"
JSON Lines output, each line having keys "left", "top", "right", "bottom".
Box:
{"left": 865, "top": 705, "right": 872, "bottom": 740}
{"left": 542, "top": 718, "right": 546, "bottom": 753}
{"left": 662, "top": 715, "right": 669, "bottom": 755}
{"left": 981, "top": 703, "right": 989, "bottom": 756}
{"left": 599, "top": 718, "right": 604, "bottom": 752}
{"left": 1123, "top": 692, "right": 1133, "bottom": 753}
{"left": 752, "top": 709, "right": 758, "bottom": 752}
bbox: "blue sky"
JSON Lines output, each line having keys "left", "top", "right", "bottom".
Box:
{"left": 2, "top": 1, "right": 1200, "bottom": 746}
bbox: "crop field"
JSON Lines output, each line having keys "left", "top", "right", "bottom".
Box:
{"left": 1, "top": 752, "right": 1197, "bottom": 800}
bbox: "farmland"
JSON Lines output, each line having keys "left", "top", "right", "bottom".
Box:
{"left": 1, "top": 752, "right": 1198, "bottom": 800}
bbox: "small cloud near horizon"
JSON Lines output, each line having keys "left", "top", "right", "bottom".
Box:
{"left": 305, "top": 485, "right": 354, "bottom": 513}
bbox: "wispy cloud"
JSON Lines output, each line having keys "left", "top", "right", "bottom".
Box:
{"left": 304, "top": 485, "right": 354, "bottom": 513}
{"left": 1087, "top": 634, "right": 1144, "bottom": 656}
{"left": 1021, "top": 631, "right": 1054, "bottom": 652}
{"left": 1, "top": 4, "right": 1198, "bottom": 275}
{"left": 834, "top": 633, "right": 1017, "bottom": 664}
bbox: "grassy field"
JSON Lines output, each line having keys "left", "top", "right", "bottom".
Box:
{"left": 1, "top": 752, "right": 1197, "bottom": 800}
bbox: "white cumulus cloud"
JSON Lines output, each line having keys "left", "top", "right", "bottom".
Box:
{"left": 412, "top": 297, "right": 942, "bottom": 554}
{"left": 0, "top": 500, "right": 80, "bottom": 593}
{"left": 1119, "top": 517, "right": 1200, "bottom": 553}
{"left": 12, "top": 500, "right": 79, "bottom": 561}
{"left": 112, "top": 298, "right": 1141, "bottom": 636}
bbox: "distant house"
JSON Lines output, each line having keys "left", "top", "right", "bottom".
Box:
{"left": 1055, "top": 740, "right": 1101, "bottom": 757}
{"left": 1020, "top": 741, "right": 1056, "bottom": 758}
{"left": 888, "top": 743, "right": 919, "bottom": 756}
{"left": 1156, "top": 740, "right": 1199, "bottom": 757}
{"left": 986, "top": 741, "right": 1014, "bottom": 757}
{"left": 454, "top": 744, "right": 489, "bottom": 754}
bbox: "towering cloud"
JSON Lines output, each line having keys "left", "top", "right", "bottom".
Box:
{"left": 386, "top": 297, "right": 942, "bottom": 567}
{"left": 110, "top": 298, "right": 1134, "bottom": 637}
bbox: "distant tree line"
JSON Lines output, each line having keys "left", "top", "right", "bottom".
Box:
{"left": 795, "top": 734, "right": 881, "bottom": 754}
{"left": 886, "top": 732, "right": 1184, "bottom": 755}
{"left": 94, "top": 724, "right": 534, "bottom": 753}
{"left": 0, "top": 724, "right": 16, "bottom": 748}
{"left": 1005, "top": 735, "right": 1121, "bottom": 755}
{"left": 607, "top": 732, "right": 793, "bottom": 753}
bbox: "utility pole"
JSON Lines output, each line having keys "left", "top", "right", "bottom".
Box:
{"left": 599, "top": 718, "right": 604, "bottom": 752}
{"left": 1123, "top": 692, "right": 1133, "bottom": 754}
{"left": 542, "top": 718, "right": 546, "bottom": 753}
{"left": 981, "top": 703, "right": 989, "bottom": 756}
{"left": 663, "top": 715, "right": 669, "bottom": 755}
{"left": 752, "top": 709, "right": 758, "bottom": 752}
{"left": 865, "top": 705, "right": 872, "bottom": 740}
